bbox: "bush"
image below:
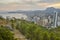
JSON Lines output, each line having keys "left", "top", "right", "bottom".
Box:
{"left": 0, "top": 27, "right": 14, "bottom": 40}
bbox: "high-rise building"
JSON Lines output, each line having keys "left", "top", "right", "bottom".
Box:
{"left": 54, "top": 11, "right": 58, "bottom": 27}
{"left": 32, "top": 16, "right": 40, "bottom": 24}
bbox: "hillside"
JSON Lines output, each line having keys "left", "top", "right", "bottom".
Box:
{"left": 0, "top": 17, "right": 60, "bottom": 40}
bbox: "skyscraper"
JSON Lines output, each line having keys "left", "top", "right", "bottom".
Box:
{"left": 54, "top": 11, "right": 58, "bottom": 27}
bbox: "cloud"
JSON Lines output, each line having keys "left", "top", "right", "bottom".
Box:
{"left": 31, "top": 2, "right": 60, "bottom": 9}
{"left": 40, "top": 0, "right": 60, "bottom": 3}
{"left": 0, "top": 0, "right": 60, "bottom": 10}
{"left": 0, "top": 3, "right": 33, "bottom": 10}
{"left": 47, "top": 3, "right": 60, "bottom": 8}
{"left": 0, "top": 0, "right": 16, "bottom": 3}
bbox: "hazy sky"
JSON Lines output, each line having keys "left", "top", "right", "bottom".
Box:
{"left": 0, "top": 0, "right": 60, "bottom": 10}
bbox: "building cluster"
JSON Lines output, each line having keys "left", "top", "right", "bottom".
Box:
{"left": 30, "top": 12, "right": 60, "bottom": 28}
{"left": 0, "top": 11, "right": 60, "bottom": 28}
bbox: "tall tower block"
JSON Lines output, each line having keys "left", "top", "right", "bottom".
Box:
{"left": 54, "top": 11, "right": 58, "bottom": 27}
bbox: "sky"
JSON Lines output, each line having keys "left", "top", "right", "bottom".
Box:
{"left": 0, "top": 0, "right": 60, "bottom": 10}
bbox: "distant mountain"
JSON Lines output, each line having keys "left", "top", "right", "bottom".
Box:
{"left": 45, "top": 7, "right": 60, "bottom": 13}
{"left": 45, "top": 7, "right": 60, "bottom": 16}
{"left": 0, "top": 7, "right": 60, "bottom": 17}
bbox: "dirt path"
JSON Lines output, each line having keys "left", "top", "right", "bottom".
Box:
{"left": 14, "top": 29, "right": 27, "bottom": 40}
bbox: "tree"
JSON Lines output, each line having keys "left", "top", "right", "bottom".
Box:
{"left": 50, "top": 32, "right": 56, "bottom": 40}
{"left": 0, "top": 35, "right": 3, "bottom": 40}
{"left": 43, "top": 32, "right": 49, "bottom": 40}
{"left": 56, "top": 37, "right": 60, "bottom": 40}
{"left": 0, "top": 27, "right": 14, "bottom": 40}
{"left": 0, "top": 16, "right": 4, "bottom": 20}
{"left": 10, "top": 19, "right": 15, "bottom": 29}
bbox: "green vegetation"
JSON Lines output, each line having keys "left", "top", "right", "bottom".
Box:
{"left": 0, "top": 26, "right": 15, "bottom": 40}
{"left": 16, "top": 20, "right": 60, "bottom": 40}
{"left": 0, "top": 16, "right": 60, "bottom": 40}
